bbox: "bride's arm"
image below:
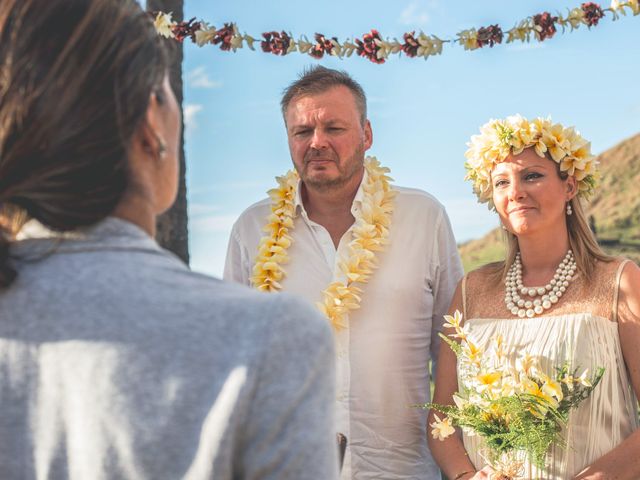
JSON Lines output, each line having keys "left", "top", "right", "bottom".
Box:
{"left": 574, "top": 261, "right": 640, "bottom": 480}
{"left": 428, "top": 280, "right": 483, "bottom": 480}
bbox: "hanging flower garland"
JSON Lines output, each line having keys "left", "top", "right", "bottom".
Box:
{"left": 251, "top": 157, "right": 396, "bottom": 330}
{"left": 153, "top": 1, "right": 638, "bottom": 64}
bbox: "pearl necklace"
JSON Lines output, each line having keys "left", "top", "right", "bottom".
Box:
{"left": 504, "top": 250, "right": 576, "bottom": 318}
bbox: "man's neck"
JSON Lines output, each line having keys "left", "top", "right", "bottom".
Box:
{"left": 301, "top": 168, "right": 364, "bottom": 248}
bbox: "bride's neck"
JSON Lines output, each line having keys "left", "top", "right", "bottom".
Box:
{"left": 517, "top": 233, "right": 570, "bottom": 284}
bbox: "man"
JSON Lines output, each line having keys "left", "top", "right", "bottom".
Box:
{"left": 224, "top": 66, "right": 463, "bottom": 479}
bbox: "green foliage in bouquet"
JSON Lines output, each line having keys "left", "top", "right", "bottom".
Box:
{"left": 423, "top": 311, "right": 604, "bottom": 470}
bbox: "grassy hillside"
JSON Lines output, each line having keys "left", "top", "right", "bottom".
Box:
{"left": 459, "top": 133, "right": 640, "bottom": 272}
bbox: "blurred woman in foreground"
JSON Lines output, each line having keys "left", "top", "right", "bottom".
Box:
{"left": 0, "top": 1, "right": 338, "bottom": 479}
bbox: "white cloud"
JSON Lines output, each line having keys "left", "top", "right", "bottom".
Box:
{"left": 187, "top": 66, "right": 223, "bottom": 89}
{"left": 399, "top": 1, "right": 430, "bottom": 26}
{"left": 184, "top": 104, "right": 203, "bottom": 131}
{"left": 190, "top": 214, "right": 240, "bottom": 233}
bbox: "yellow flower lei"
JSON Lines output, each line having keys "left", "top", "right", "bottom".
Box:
{"left": 251, "top": 156, "right": 396, "bottom": 330}
{"left": 464, "top": 114, "right": 598, "bottom": 208}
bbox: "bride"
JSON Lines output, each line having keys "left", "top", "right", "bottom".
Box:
{"left": 428, "top": 115, "right": 640, "bottom": 480}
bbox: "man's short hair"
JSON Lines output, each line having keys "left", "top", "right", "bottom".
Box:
{"left": 280, "top": 66, "right": 367, "bottom": 125}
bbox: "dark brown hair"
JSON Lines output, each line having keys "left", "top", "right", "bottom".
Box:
{"left": 0, "top": 0, "right": 168, "bottom": 287}
{"left": 280, "top": 66, "right": 368, "bottom": 125}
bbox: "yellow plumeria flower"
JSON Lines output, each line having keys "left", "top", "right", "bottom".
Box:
{"left": 516, "top": 353, "right": 538, "bottom": 377}
{"left": 474, "top": 370, "right": 502, "bottom": 395}
{"left": 493, "top": 333, "right": 506, "bottom": 360}
{"left": 430, "top": 413, "right": 455, "bottom": 441}
{"left": 452, "top": 394, "right": 467, "bottom": 409}
{"left": 443, "top": 310, "right": 463, "bottom": 330}
{"left": 462, "top": 341, "right": 483, "bottom": 366}
{"left": 542, "top": 378, "right": 564, "bottom": 402}
{"left": 522, "top": 378, "right": 558, "bottom": 409}
{"left": 576, "top": 369, "right": 593, "bottom": 387}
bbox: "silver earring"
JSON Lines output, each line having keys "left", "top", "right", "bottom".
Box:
{"left": 501, "top": 224, "right": 507, "bottom": 230}
{"left": 157, "top": 139, "right": 167, "bottom": 159}
{"left": 566, "top": 203, "right": 572, "bottom": 216}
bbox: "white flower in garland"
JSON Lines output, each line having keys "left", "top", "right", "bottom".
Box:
{"left": 251, "top": 157, "right": 396, "bottom": 330}
{"left": 194, "top": 23, "right": 217, "bottom": 47}
{"left": 154, "top": 12, "right": 174, "bottom": 38}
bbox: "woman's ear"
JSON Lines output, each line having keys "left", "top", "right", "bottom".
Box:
{"left": 136, "top": 91, "right": 166, "bottom": 161}
{"left": 566, "top": 175, "right": 578, "bottom": 201}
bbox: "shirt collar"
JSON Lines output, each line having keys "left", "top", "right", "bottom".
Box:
{"left": 293, "top": 167, "right": 368, "bottom": 219}
{"left": 13, "top": 216, "right": 162, "bottom": 256}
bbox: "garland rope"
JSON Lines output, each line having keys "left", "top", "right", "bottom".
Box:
{"left": 153, "top": 1, "right": 638, "bottom": 64}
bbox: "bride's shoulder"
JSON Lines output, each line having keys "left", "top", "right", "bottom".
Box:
{"left": 592, "top": 256, "right": 636, "bottom": 278}
{"left": 465, "top": 262, "right": 504, "bottom": 291}
{"left": 616, "top": 258, "right": 640, "bottom": 301}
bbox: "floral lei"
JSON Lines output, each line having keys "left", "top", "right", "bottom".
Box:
{"left": 251, "top": 157, "right": 396, "bottom": 330}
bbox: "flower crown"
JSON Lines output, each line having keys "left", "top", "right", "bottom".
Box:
{"left": 464, "top": 114, "right": 598, "bottom": 207}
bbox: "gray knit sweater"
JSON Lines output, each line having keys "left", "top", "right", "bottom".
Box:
{"left": 0, "top": 217, "right": 338, "bottom": 480}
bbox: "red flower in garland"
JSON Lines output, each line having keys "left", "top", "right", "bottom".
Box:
{"left": 402, "top": 31, "right": 420, "bottom": 57}
{"left": 533, "top": 12, "right": 559, "bottom": 41}
{"left": 581, "top": 2, "right": 605, "bottom": 26}
{"left": 477, "top": 25, "right": 503, "bottom": 48}
{"left": 355, "top": 29, "right": 385, "bottom": 64}
{"left": 309, "top": 33, "right": 336, "bottom": 59}
{"left": 213, "top": 23, "right": 236, "bottom": 51}
{"left": 261, "top": 31, "right": 291, "bottom": 56}
{"left": 171, "top": 18, "right": 201, "bottom": 43}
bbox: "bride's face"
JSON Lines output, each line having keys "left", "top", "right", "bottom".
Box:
{"left": 491, "top": 148, "right": 576, "bottom": 237}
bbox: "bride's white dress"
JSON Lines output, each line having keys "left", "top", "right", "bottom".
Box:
{"left": 459, "top": 259, "right": 639, "bottom": 479}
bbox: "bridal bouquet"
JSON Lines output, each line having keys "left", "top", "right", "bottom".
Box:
{"left": 425, "top": 311, "right": 604, "bottom": 479}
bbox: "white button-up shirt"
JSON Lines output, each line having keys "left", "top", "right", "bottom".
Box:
{"left": 224, "top": 171, "right": 463, "bottom": 479}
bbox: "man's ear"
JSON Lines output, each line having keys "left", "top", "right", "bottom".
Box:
{"left": 363, "top": 119, "right": 373, "bottom": 151}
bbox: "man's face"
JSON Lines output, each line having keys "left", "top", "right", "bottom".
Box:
{"left": 284, "top": 85, "right": 372, "bottom": 192}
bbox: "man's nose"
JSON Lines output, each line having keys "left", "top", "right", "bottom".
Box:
{"left": 309, "top": 129, "right": 329, "bottom": 150}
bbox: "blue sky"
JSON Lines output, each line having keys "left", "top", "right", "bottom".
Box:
{"left": 176, "top": 1, "right": 640, "bottom": 277}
